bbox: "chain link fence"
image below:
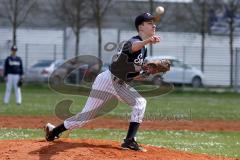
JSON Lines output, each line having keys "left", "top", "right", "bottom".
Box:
{"left": 0, "top": 43, "right": 236, "bottom": 89}
{"left": 234, "top": 48, "right": 240, "bottom": 93}
{"left": 0, "top": 43, "right": 63, "bottom": 68}
{"left": 22, "top": 43, "right": 63, "bottom": 69}
{"left": 1, "top": 28, "right": 240, "bottom": 92}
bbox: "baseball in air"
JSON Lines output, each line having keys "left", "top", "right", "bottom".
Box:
{"left": 155, "top": 6, "right": 165, "bottom": 15}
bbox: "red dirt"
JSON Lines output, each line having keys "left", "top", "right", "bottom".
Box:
{"left": 0, "top": 139, "right": 236, "bottom": 160}
{"left": 0, "top": 116, "right": 239, "bottom": 159}
{"left": 0, "top": 116, "right": 240, "bottom": 131}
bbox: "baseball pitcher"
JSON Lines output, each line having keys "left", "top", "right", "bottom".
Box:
{"left": 44, "top": 12, "right": 170, "bottom": 152}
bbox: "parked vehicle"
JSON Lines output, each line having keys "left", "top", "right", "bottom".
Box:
{"left": 142, "top": 56, "right": 205, "bottom": 88}
{"left": 63, "top": 63, "right": 109, "bottom": 84}
{"left": 0, "top": 59, "right": 4, "bottom": 81}
{"left": 24, "top": 60, "right": 64, "bottom": 82}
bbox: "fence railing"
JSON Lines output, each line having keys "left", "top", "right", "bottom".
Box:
{"left": 234, "top": 48, "right": 240, "bottom": 93}
{"left": 1, "top": 43, "right": 240, "bottom": 91}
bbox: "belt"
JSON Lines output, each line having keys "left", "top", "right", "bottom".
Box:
{"left": 113, "top": 76, "right": 125, "bottom": 85}
{"left": 108, "top": 69, "right": 125, "bottom": 85}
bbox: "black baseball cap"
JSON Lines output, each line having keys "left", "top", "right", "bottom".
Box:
{"left": 11, "top": 45, "right": 17, "bottom": 51}
{"left": 135, "top": 12, "right": 154, "bottom": 30}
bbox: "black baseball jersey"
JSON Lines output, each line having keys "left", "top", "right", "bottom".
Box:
{"left": 110, "top": 35, "right": 147, "bottom": 82}
{"left": 4, "top": 56, "right": 23, "bottom": 77}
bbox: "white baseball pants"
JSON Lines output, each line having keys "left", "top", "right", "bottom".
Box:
{"left": 4, "top": 74, "right": 22, "bottom": 104}
{"left": 64, "top": 70, "right": 147, "bottom": 130}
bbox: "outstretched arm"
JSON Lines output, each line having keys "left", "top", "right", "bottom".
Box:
{"left": 131, "top": 35, "right": 160, "bottom": 52}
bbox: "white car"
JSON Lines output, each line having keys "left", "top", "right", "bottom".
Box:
{"left": 143, "top": 56, "right": 205, "bottom": 88}
{"left": 24, "top": 59, "right": 64, "bottom": 82}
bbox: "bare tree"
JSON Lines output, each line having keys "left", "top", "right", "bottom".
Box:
{"left": 222, "top": 0, "right": 240, "bottom": 87}
{"left": 51, "top": 0, "right": 89, "bottom": 57}
{"left": 183, "top": 0, "right": 211, "bottom": 72}
{"left": 88, "top": 0, "right": 113, "bottom": 60}
{"left": 209, "top": 0, "right": 240, "bottom": 87}
{"left": 149, "top": 0, "right": 154, "bottom": 56}
{"left": 186, "top": 0, "right": 240, "bottom": 86}
{"left": 178, "top": 0, "right": 220, "bottom": 72}
{"left": 199, "top": 0, "right": 207, "bottom": 73}
{"left": 0, "top": 0, "right": 38, "bottom": 46}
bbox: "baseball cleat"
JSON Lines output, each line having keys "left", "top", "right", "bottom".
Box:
{"left": 121, "top": 137, "right": 147, "bottom": 152}
{"left": 44, "top": 123, "right": 59, "bottom": 141}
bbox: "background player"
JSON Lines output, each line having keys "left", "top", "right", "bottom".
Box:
{"left": 3, "top": 45, "right": 23, "bottom": 105}
{"left": 45, "top": 12, "right": 160, "bottom": 152}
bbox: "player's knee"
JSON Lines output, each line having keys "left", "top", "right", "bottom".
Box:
{"left": 6, "top": 87, "right": 11, "bottom": 92}
{"left": 130, "top": 98, "right": 147, "bottom": 123}
{"left": 136, "top": 97, "right": 147, "bottom": 110}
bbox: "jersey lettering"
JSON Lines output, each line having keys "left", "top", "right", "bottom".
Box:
{"left": 134, "top": 53, "right": 144, "bottom": 66}
{"left": 9, "top": 60, "right": 20, "bottom": 66}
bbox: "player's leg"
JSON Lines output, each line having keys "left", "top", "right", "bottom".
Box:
{"left": 114, "top": 83, "right": 147, "bottom": 151}
{"left": 46, "top": 95, "right": 113, "bottom": 141}
{"left": 64, "top": 90, "right": 115, "bottom": 130}
{"left": 13, "top": 74, "right": 22, "bottom": 105}
{"left": 65, "top": 70, "right": 117, "bottom": 130}
{"left": 45, "top": 70, "right": 117, "bottom": 141}
{"left": 4, "top": 74, "right": 13, "bottom": 104}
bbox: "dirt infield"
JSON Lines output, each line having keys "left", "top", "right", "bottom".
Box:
{"left": 0, "top": 116, "right": 240, "bottom": 131}
{"left": 0, "top": 116, "right": 239, "bottom": 160}
{"left": 0, "top": 139, "right": 235, "bottom": 160}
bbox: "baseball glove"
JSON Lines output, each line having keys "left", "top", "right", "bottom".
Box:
{"left": 17, "top": 78, "right": 23, "bottom": 87}
{"left": 143, "top": 59, "right": 171, "bottom": 75}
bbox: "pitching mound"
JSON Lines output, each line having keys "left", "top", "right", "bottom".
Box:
{"left": 0, "top": 139, "right": 233, "bottom": 160}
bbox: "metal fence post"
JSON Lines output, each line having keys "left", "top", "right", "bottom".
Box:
{"left": 182, "top": 46, "right": 186, "bottom": 90}
{"left": 54, "top": 44, "right": 57, "bottom": 60}
{"left": 25, "top": 44, "right": 29, "bottom": 69}
{"left": 234, "top": 48, "right": 240, "bottom": 93}
{"left": 63, "top": 27, "right": 67, "bottom": 60}
{"left": 117, "top": 29, "right": 121, "bottom": 44}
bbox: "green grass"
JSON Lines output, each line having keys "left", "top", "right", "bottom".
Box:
{"left": 0, "top": 128, "right": 239, "bottom": 158}
{"left": 0, "top": 84, "right": 240, "bottom": 120}
{"left": 0, "top": 85, "right": 240, "bottom": 120}
{"left": 0, "top": 84, "right": 86, "bottom": 116}
{"left": 0, "top": 84, "right": 240, "bottom": 158}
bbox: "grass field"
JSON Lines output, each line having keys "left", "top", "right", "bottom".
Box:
{"left": 0, "top": 83, "right": 240, "bottom": 158}
{"left": 0, "top": 84, "right": 240, "bottom": 120}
